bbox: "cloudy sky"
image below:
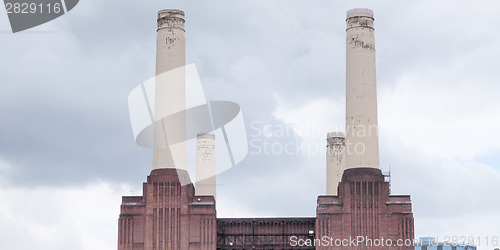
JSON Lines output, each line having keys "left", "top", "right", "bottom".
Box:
{"left": 1, "top": 0, "right": 500, "bottom": 249}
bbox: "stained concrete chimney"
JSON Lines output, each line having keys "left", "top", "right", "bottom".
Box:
{"left": 153, "top": 9, "right": 187, "bottom": 169}
{"left": 326, "top": 132, "right": 346, "bottom": 195}
{"left": 345, "top": 8, "right": 380, "bottom": 169}
{"left": 195, "top": 133, "right": 216, "bottom": 199}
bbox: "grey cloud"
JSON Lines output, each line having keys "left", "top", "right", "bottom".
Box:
{"left": 1, "top": 1, "right": 500, "bottom": 248}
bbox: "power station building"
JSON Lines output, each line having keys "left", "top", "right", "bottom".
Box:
{"left": 118, "top": 8, "right": 414, "bottom": 250}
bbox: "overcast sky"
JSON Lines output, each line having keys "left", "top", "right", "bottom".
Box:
{"left": 1, "top": 0, "right": 500, "bottom": 249}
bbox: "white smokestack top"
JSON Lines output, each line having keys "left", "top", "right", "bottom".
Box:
{"left": 345, "top": 8, "right": 380, "bottom": 169}
{"left": 153, "top": 9, "right": 187, "bottom": 169}
{"left": 326, "top": 132, "right": 346, "bottom": 195}
{"left": 195, "top": 133, "right": 216, "bottom": 199}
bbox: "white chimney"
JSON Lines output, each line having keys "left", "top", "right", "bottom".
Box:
{"left": 195, "top": 133, "right": 216, "bottom": 199}
{"left": 326, "top": 132, "right": 346, "bottom": 195}
{"left": 153, "top": 10, "right": 187, "bottom": 169}
{"left": 345, "top": 9, "right": 380, "bottom": 169}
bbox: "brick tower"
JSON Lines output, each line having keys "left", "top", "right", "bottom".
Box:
{"left": 118, "top": 10, "right": 217, "bottom": 250}
{"left": 317, "top": 9, "right": 414, "bottom": 250}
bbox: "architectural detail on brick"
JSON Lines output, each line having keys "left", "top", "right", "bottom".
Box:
{"left": 316, "top": 168, "right": 414, "bottom": 250}
{"left": 118, "top": 169, "right": 216, "bottom": 249}
{"left": 118, "top": 168, "right": 414, "bottom": 249}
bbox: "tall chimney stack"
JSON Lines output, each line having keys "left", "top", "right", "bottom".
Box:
{"left": 345, "top": 8, "right": 380, "bottom": 169}
{"left": 195, "top": 133, "right": 217, "bottom": 199}
{"left": 153, "top": 9, "right": 187, "bottom": 169}
{"left": 326, "top": 132, "right": 346, "bottom": 195}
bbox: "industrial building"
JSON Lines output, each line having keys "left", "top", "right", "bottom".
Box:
{"left": 118, "top": 8, "right": 414, "bottom": 249}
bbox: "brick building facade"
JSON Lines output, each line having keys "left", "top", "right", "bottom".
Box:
{"left": 118, "top": 168, "right": 413, "bottom": 249}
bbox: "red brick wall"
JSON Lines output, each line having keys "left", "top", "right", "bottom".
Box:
{"left": 118, "top": 168, "right": 414, "bottom": 250}
{"left": 316, "top": 168, "right": 414, "bottom": 250}
{"left": 118, "top": 169, "right": 216, "bottom": 250}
